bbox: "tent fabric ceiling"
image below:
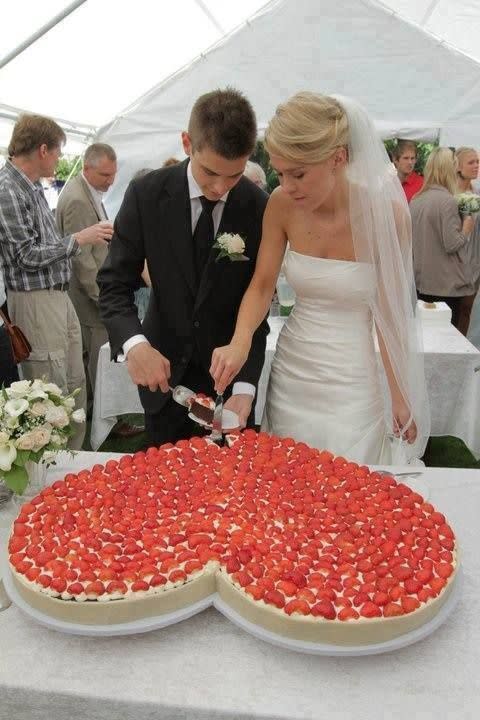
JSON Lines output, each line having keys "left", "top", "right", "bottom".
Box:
{"left": 93, "top": 0, "right": 480, "bottom": 215}
{"left": 1, "top": 0, "right": 480, "bottom": 212}
{"left": 0, "top": 0, "right": 267, "bottom": 149}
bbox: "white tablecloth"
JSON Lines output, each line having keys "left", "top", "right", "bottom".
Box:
{"left": 0, "top": 451, "right": 478, "bottom": 720}
{"left": 92, "top": 318, "right": 480, "bottom": 457}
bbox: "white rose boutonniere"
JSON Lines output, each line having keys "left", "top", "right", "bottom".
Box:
{"left": 213, "top": 233, "right": 249, "bottom": 262}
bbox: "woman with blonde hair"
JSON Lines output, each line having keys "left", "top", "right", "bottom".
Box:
{"left": 410, "top": 147, "right": 475, "bottom": 334}
{"left": 210, "top": 92, "right": 429, "bottom": 464}
{"left": 454, "top": 147, "right": 480, "bottom": 334}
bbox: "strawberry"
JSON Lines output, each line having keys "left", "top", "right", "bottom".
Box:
{"left": 233, "top": 571, "right": 253, "bottom": 588}
{"left": 311, "top": 600, "right": 336, "bottom": 620}
{"left": 85, "top": 581, "right": 106, "bottom": 596}
{"left": 264, "top": 589, "right": 286, "bottom": 609}
{"left": 404, "top": 579, "right": 422, "bottom": 595}
{"left": 401, "top": 595, "right": 421, "bottom": 613}
{"left": 290, "top": 569, "right": 307, "bottom": 588}
{"left": 383, "top": 602, "right": 404, "bottom": 617}
{"left": 338, "top": 607, "right": 359, "bottom": 621}
{"left": 51, "top": 578, "right": 67, "bottom": 594}
{"left": 435, "top": 563, "right": 453, "bottom": 579}
{"left": 391, "top": 565, "right": 413, "bottom": 581}
{"left": 284, "top": 599, "right": 310, "bottom": 616}
{"left": 149, "top": 574, "right": 167, "bottom": 587}
{"left": 360, "top": 601, "right": 382, "bottom": 618}
{"left": 277, "top": 580, "right": 298, "bottom": 597}
{"left": 131, "top": 580, "right": 149, "bottom": 592}
{"left": 373, "top": 592, "right": 389, "bottom": 607}
{"left": 225, "top": 556, "right": 241, "bottom": 573}
{"left": 429, "top": 577, "right": 446, "bottom": 595}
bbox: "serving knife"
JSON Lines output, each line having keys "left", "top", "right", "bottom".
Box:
{"left": 210, "top": 393, "right": 224, "bottom": 442}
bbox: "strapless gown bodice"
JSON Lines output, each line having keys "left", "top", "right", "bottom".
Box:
{"left": 263, "top": 251, "right": 392, "bottom": 464}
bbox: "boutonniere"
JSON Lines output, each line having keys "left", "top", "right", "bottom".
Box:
{"left": 213, "top": 233, "right": 249, "bottom": 262}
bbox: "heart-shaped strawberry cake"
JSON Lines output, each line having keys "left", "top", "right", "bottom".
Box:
{"left": 8, "top": 431, "right": 457, "bottom": 645}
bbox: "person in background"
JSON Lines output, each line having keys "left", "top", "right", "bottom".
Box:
{"left": 411, "top": 147, "right": 475, "bottom": 333}
{"left": 56, "top": 145, "right": 144, "bottom": 438}
{"left": 0, "top": 114, "right": 111, "bottom": 449}
{"left": 244, "top": 160, "right": 267, "bottom": 190}
{"left": 55, "top": 144, "right": 115, "bottom": 399}
{"left": 0, "top": 265, "right": 19, "bottom": 388}
{"left": 392, "top": 140, "right": 423, "bottom": 202}
{"left": 455, "top": 147, "right": 480, "bottom": 334}
{"left": 162, "top": 157, "right": 181, "bottom": 167}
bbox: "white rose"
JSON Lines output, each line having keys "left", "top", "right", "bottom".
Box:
{"left": 0, "top": 441, "right": 17, "bottom": 471}
{"left": 43, "top": 382, "right": 63, "bottom": 396}
{"left": 30, "top": 401, "right": 49, "bottom": 418}
{"left": 4, "top": 398, "right": 29, "bottom": 417}
{"left": 50, "top": 432, "right": 65, "bottom": 446}
{"left": 45, "top": 405, "right": 69, "bottom": 428}
{"left": 5, "top": 380, "right": 32, "bottom": 398}
{"left": 63, "top": 397, "right": 75, "bottom": 410}
{"left": 71, "top": 408, "right": 86, "bottom": 423}
{"left": 29, "top": 425, "right": 52, "bottom": 451}
{"left": 15, "top": 432, "right": 36, "bottom": 451}
{"left": 0, "top": 431, "right": 9, "bottom": 444}
{"left": 27, "top": 388, "right": 49, "bottom": 401}
{"left": 226, "top": 234, "right": 245, "bottom": 254}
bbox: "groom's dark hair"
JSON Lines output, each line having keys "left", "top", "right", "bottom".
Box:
{"left": 188, "top": 88, "right": 257, "bottom": 159}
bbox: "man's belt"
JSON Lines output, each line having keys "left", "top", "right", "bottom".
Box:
{"left": 51, "top": 282, "right": 69, "bottom": 291}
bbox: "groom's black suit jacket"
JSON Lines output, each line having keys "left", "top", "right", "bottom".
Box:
{"left": 98, "top": 159, "right": 269, "bottom": 414}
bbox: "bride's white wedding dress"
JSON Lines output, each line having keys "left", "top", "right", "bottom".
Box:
{"left": 263, "top": 250, "right": 393, "bottom": 464}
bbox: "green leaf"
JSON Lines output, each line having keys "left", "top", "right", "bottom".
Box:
{"left": 29, "top": 450, "right": 45, "bottom": 464}
{"left": 3, "top": 465, "right": 28, "bottom": 494}
{"left": 13, "top": 449, "right": 31, "bottom": 467}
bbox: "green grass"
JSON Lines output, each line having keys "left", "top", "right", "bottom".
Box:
{"left": 83, "top": 415, "right": 480, "bottom": 469}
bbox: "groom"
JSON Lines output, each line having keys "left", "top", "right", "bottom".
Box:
{"left": 98, "top": 88, "right": 269, "bottom": 445}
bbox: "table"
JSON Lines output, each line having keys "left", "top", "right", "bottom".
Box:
{"left": 0, "top": 451, "right": 478, "bottom": 720}
{"left": 92, "top": 318, "right": 480, "bottom": 457}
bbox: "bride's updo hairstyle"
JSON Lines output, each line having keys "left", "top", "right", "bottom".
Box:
{"left": 264, "top": 92, "right": 349, "bottom": 164}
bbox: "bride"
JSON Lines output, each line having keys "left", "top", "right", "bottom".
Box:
{"left": 210, "top": 92, "right": 429, "bottom": 464}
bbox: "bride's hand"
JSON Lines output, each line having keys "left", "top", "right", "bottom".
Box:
{"left": 392, "top": 399, "right": 417, "bottom": 444}
{"left": 210, "top": 342, "right": 250, "bottom": 393}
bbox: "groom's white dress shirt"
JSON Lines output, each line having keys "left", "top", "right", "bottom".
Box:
{"left": 121, "top": 163, "right": 255, "bottom": 397}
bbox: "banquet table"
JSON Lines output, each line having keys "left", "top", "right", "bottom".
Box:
{"left": 92, "top": 317, "right": 480, "bottom": 457}
{"left": 0, "top": 451, "right": 478, "bottom": 720}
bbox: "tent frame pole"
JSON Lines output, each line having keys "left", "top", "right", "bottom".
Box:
{"left": 0, "top": 0, "right": 87, "bottom": 70}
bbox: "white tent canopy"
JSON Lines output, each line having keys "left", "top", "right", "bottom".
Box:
{"left": 2, "top": 0, "right": 480, "bottom": 213}
{"left": 94, "top": 0, "right": 480, "bottom": 214}
{"left": 0, "top": 0, "right": 268, "bottom": 150}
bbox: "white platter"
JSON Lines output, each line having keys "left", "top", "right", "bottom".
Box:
{"left": 2, "top": 552, "right": 461, "bottom": 655}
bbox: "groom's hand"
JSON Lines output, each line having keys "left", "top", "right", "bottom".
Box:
{"left": 127, "top": 342, "right": 171, "bottom": 393}
{"left": 224, "top": 394, "right": 253, "bottom": 429}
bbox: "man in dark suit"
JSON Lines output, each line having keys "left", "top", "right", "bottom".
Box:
{"left": 98, "top": 88, "right": 269, "bottom": 445}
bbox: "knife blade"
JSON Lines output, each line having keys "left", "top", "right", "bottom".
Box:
{"left": 210, "top": 393, "right": 223, "bottom": 441}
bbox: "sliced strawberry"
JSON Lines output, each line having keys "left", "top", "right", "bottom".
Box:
{"left": 284, "top": 599, "right": 310, "bottom": 616}
{"left": 383, "top": 602, "right": 404, "bottom": 617}
{"left": 360, "top": 601, "right": 382, "bottom": 618}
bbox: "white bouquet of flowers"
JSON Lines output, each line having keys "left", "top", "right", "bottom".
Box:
{"left": 456, "top": 192, "right": 480, "bottom": 217}
{"left": 0, "top": 379, "right": 85, "bottom": 494}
